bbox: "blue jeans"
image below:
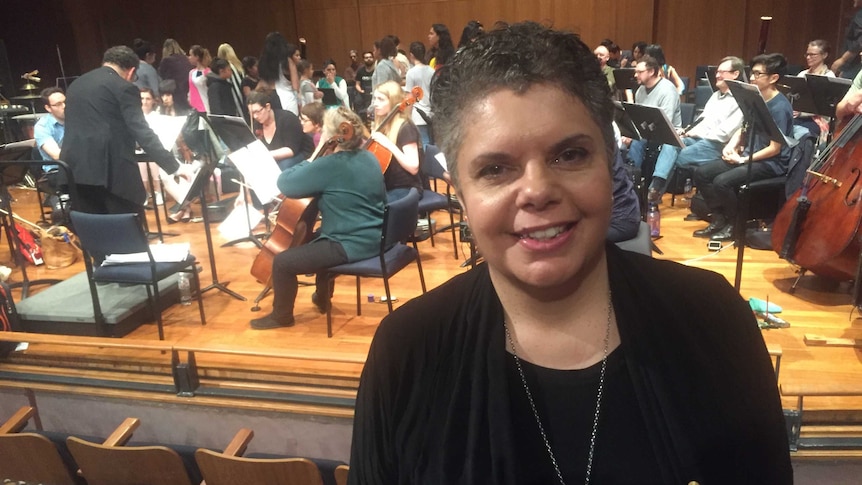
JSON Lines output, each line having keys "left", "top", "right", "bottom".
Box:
{"left": 652, "top": 137, "right": 724, "bottom": 180}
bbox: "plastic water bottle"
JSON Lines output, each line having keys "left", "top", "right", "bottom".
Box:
{"left": 178, "top": 273, "right": 192, "bottom": 306}
{"left": 647, "top": 203, "right": 661, "bottom": 238}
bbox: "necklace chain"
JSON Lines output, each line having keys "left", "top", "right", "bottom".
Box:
{"left": 504, "top": 290, "right": 613, "bottom": 485}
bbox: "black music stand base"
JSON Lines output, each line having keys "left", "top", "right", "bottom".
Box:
{"left": 194, "top": 178, "right": 246, "bottom": 301}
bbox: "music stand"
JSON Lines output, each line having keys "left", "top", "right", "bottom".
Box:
{"left": 613, "top": 101, "right": 640, "bottom": 141}
{"left": 806, "top": 74, "right": 851, "bottom": 119}
{"left": 621, "top": 103, "right": 685, "bottom": 148}
{"left": 777, "top": 76, "right": 818, "bottom": 114}
{"left": 177, "top": 113, "right": 246, "bottom": 301}
{"left": 0, "top": 141, "right": 63, "bottom": 297}
{"left": 205, "top": 114, "right": 269, "bottom": 249}
{"left": 725, "top": 79, "right": 788, "bottom": 290}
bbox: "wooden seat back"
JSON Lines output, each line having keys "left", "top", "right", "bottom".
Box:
{"left": 195, "top": 450, "right": 324, "bottom": 485}
{"left": 334, "top": 464, "right": 349, "bottom": 485}
{"left": 0, "top": 405, "right": 77, "bottom": 485}
{"left": 67, "top": 436, "right": 193, "bottom": 485}
{"left": 0, "top": 433, "right": 78, "bottom": 485}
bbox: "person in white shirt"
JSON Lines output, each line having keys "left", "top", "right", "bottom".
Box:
{"left": 647, "top": 56, "right": 745, "bottom": 200}
{"left": 404, "top": 41, "right": 435, "bottom": 147}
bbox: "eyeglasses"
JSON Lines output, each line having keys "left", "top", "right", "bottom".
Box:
{"left": 248, "top": 106, "right": 269, "bottom": 117}
{"left": 634, "top": 69, "right": 648, "bottom": 74}
{"left": 49, "top": 101, "right": 66, "bottom": 108}
{"left": 805, "top": 52, "right": 823, "bottom": 57}
{"left": 715, "top": 69, "right": 738, "bottom": 75}
{"left": 750, "top": 70, "right": 769, "bottom": 79}
{"left": 300, "top": 116, "right": 311, "bottom": 123}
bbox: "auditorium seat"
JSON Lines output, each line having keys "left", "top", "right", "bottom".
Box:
{"left": 0, "top": 406, "right": 80, "bottom": 485}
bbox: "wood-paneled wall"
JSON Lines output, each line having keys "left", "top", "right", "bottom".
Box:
{"left": 0, "top": 0, "right": 847, "bottom": 101}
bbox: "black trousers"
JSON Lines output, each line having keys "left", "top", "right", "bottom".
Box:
{"left": 271, "top": 238, "right": 348, "bottom": 319}
{"left": 693, "top": 159, "right": 777, "bottom": 220}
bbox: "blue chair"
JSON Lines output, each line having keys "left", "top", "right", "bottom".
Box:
{"left": 322, "top": 188, "right": 426, "bottom": 337}
{"left": 414, "top": 145, "right": 459, "bottom": 259}
{"left": 70, "top": 211, "right": 205, "bottom": 340}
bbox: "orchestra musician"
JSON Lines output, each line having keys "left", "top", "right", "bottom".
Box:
{"left": 247, "top": 91, "right": 313, "bottom": 170}
{"left": 368, "top": 80, "right": 423, "bottom": 202}
{"left": 249, "top": 106, "right": 386, "bottom": 330}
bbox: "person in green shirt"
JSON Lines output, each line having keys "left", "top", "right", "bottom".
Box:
{"left": 250, "top": 107, "right": 386, "bottom": 330}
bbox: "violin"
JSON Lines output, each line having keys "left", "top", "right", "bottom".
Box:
{"left": 249, "top": 122, "right": 355, "bottom": 286}
{"left": 364, "top": 86, "right": 423, "bottom": 172}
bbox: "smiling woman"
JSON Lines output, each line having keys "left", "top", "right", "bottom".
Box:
{"left": 347, "top": 22, "right": 793, "bottom": 485}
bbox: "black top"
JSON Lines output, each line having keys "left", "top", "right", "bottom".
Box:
{"left": 241, "top": 76, "right": 259, "bottom": 94}
{"left": 348, "top": 245, "right": 792, "bottom": 484}
{"left": 508, "top": 348, "right": 662, "bottom": 484}
{"left": 61, "top": 66, "right": 179, "bottom": 204}
{"left": 157, "top": 54, "right": 193, "bottom": 111}
{"left": 206, "top": 73, "right": 240, "bottom": 117}
{"left": 256, "top": 109, "right": 313, "bottom": 160}
{"left": 383, "top": 121, "right": 423, "bottom": 193}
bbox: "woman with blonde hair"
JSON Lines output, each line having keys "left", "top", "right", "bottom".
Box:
{"left": 217, "top": 43, "right": 246, "bottom": 115}
{"left": 369, "top": 80, "right": 422, "bottom": 201}
{"left": 249, "top": 106, "right": 386, "bottom": 330}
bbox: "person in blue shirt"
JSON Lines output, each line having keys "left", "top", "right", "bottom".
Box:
{"left": 693, "top": 53, "right": 794, "bottom": 241}
{"left": 33, "top": 87, "right": 67, "bottom": 202}
{"left": 33, "top": 87, "right": 65, "bottom": 163}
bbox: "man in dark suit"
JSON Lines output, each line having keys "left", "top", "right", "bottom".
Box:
{"left": 61, "top": 45, "right": 194, "bottom": 215}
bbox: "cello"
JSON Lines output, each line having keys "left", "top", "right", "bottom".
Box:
{"left": 249, "top": 122, "right": 355, "bottom": 295}
{"left": 365, "top": 86, "right": 423, "bottom": 172}
{"left": 771, "top": 114, "right": 862, "bottom": 281}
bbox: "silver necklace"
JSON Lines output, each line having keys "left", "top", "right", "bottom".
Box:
{"left": 504, "top": 291, "right": 613, "bottom": 485}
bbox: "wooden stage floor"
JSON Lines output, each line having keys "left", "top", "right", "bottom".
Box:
{"left": 3, "top": 185, "right": 862, "bottom": 429}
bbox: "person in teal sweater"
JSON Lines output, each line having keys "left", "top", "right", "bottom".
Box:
{"left": 250, "top": 106, "right": 386, "bottom": 330}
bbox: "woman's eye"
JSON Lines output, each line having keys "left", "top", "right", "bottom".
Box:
{"left": 477, "top": 164, "right": 507, "bottom": 178}
{"left": 552, "top": 147, "right": 588, "bottom": 166}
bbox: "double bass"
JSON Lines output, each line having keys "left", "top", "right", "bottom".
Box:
{"left": 771, "top": 115, "right": 862, "bottom": 281}
{"left": 365, "top": 86, "right": 423, "bottom": 172}
{"left": 249, "top": 122, "right": 354, "bottom": 289}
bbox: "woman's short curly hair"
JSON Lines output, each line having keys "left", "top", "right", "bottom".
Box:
{"left": 430, "top": 21, "right": 615, "bottom": 188}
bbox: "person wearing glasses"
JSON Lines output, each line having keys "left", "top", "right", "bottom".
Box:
{"left": 795, "top": 40, "right": 835, "bottom": 137}
{"left": 693, "top": 53, "right": 794, "bottom": 241}
{"left": 248, "top": 90, "right": 313, "bottom": 170}
{"left": 647, "top": 56, "right": 746, "bottom": 202}
{"left": 317, "top": 59, "right": 349, "bottom": 109}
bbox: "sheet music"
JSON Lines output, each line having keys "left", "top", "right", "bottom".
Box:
{"left": 227, "top": 139, "right": 282, "bottom": 203}
{"left": 102, "top": 242, "right": 190, "bottom": 265}
{"left": 217, "top": 201, "right": 265, "bottom": 241}
{"left": 144, "top": 113, "right": 187, "bottom": 151}
{"left": 434, "top": 150, "right": 448, "bottom": 172}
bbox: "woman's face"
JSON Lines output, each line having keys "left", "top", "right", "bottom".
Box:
{"left": 292, "top": 50, "right": 302, "bottom": 63}
{"left": 161, "top": 93, "right": 174, "bottom": 107}
{"left": 140, "top": 91, "right": 155, "bottom": 114}
{"left": 188, "top": 53, "right": 199, "bottom": 65}
{"left": 632, "top": 46, "right": 642, "bottom": 61}
{"left": 372, "top": 90, "right": 392, "bottom": 118}
{"left": 805, "top": 44, "right": 826, "bottom": 69}
{"left": 249, "top": 63, "right": 259, "bottom": 77}
{"left": 428, "top": 27, "right": 439, "bottom": 47}
{"left": 249, "top": 103, "right": 272, "bottom": 125}
{"left": 454, "top": 84, "right": 612, "bottom": 292}
{"left": 300, "top": 113, "right": 319, "bottom": 134}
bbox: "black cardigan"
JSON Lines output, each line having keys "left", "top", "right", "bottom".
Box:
{"left": 348, "top": 244, "right": 792, "bottom": 484}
